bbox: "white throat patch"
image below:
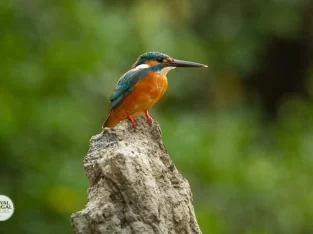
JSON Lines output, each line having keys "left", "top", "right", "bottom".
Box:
{"left": 134, "top": 64, "right": 150, "bottom": 70}
{"left": 158, "top": 66, "right": 176, "bottom": 75}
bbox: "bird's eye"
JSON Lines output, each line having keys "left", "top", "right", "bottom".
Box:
{"left": 156, "top": 57, "right": 164, "bottom": 63}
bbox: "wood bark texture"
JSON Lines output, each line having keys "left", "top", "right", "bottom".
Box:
{"left": 71, "top": 116, "right": 201, "bottom": 234}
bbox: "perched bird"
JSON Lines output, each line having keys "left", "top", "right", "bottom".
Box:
{"left": 103, "top": 52, "right": 207, "bottom": 128}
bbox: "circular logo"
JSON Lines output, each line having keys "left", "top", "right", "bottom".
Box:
{"left": 0, "top": 195, "right": 14, "bottom": 221}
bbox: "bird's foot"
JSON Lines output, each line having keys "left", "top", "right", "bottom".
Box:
{"left": 126, "top": 112, "right": 136, "bottom": 127}
{"left": 144, "top": 111, "right": 153, "bottom": 125}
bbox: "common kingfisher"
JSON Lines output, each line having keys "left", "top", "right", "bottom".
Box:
{"left": 103, "top": 52, "right": 207, "bottom": 128}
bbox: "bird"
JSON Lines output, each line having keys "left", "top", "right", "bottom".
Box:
{"left": 103, "top": 52, "right": 207, "bottom": 128}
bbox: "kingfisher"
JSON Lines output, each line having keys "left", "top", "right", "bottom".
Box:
{"left": 103, "top": 52, "right": 207, "bottom": 128}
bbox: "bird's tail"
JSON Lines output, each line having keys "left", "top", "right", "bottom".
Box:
{"left": 102, "top": 112, "right": 119, "bottom": 128}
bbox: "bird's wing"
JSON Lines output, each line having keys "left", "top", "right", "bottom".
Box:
{"left": 109, "top": 68, "right": 146, "bottom": 110}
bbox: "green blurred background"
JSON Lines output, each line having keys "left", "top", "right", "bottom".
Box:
{"left": 1, "top": 0, "right": 313, "bottom": 233}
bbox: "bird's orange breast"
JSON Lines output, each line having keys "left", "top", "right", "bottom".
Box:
{"left": 125, "top": 71, "right": 168, "bottom": 113}
{"left": 105, "top": 71, "right": 168, "bottom": 127}
{"left": 134, "top": 71, "right": 168, "bottom": 104}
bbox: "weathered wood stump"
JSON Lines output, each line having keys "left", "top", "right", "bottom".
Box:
{"left": 71, "top": 116, "right": 201, "bottom": 234}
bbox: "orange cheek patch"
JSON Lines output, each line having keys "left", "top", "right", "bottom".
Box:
{"left": 164, "top": 58, "right": 174, "bottom": 63}
{"left": 145, "top": 60, "right": 159, "bottom": 66}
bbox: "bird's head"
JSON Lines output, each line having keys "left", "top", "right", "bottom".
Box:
{"left": 131, "top": 52, "right": 207, "bottom": 75}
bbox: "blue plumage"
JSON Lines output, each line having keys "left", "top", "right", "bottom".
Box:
{"left": 131, "top": 52, "right": 169, "bottom": 68}
{"left": 109, "top": 68, "right": 147, "bottom": 109}
{"left": 109, "top": 53, "right": 169, "bottom": 110}
{"left": 103, "top": 52, "right": 207, "bottom": 128}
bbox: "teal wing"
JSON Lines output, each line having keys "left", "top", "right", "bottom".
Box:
{"left": 109, "top": 69, "right": 147, "bottom": 110}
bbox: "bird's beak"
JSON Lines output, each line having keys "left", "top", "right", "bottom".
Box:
{"left": 165, "top": 59, "right": 207, "bottom": 68}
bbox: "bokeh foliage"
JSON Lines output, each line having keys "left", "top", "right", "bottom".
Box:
{"left": 1, "top": 0, "right": 313, "bottom": 233}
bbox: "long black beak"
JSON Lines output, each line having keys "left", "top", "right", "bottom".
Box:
{"left": 166, "top": 59, "right": 207, "bottom": 68}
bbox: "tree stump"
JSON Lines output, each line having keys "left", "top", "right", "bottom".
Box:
{"left": 71, "top": 116, "right": 201, "bottom": 234}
